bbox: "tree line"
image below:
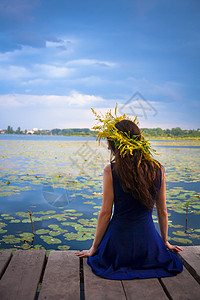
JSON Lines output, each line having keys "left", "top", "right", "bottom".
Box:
{"left": 1, "top": 125, "right": 200, "bottom": 138}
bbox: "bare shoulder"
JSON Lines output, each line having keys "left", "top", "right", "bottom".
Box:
{"left": 160, "top": 164, "right": 165, "bottom": 176}
{"left": 160, "top": 164, "right": 165, "bottom": 173}
{"left": 160, "top": 164, "right": 165, "bottom": 171}
{"left": 103, "top": 164, "right": 112, "bottom": 174}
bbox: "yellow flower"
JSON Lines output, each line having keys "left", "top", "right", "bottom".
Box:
{"left": 91, "top": 103, "right": 162, "bottom": 166}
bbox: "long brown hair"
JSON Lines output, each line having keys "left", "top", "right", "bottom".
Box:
{"left": 107, "top": 119, "right": 162, "bottom": 210}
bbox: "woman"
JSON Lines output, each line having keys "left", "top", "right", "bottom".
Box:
{"left": 75, "top": 106, "right": 184, "bottom": 280}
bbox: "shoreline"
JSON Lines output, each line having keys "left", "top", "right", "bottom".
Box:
{"left": 0, "top": 133, "right": 200, "bottom": 141}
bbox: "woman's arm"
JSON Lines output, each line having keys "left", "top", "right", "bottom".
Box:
{"left": 75, "top": 164, "right": 114, "bottom": 257}
{"left": 156, "top": 165, "right": 184, "bottom": 252}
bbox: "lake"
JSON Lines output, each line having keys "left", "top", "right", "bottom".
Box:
{"left": 0, "top": 134, "right": 200, "bottom": 254}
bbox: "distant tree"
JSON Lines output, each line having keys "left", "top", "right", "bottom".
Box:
{"left": 52, "top": 128, "right": 62, "bottom": 135}
{"left": 155, "top": 127, "right": 163, "bottom": 136}
{"left": 171, "top": 127, "right": 182, "bottom": 136}
{"left": 16, "top": 126, "right": 22, "bottom": 134}
{"left": 6, "top": 125, "right": 14, "bottom": 134}
{"left": 165, "top": 129, "right": 171, "bottom": 136}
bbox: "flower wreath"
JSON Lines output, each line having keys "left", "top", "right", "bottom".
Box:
{"left": 91, "top": 103, "right": 162, "bottom": 168}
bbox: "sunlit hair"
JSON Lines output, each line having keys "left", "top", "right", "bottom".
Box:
{"left": 107, "top": 120, "right": 162, "bottom": 210}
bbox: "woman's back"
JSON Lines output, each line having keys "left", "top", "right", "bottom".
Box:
{"left": 110, "top": 162, "right": 161, "bottom": 219}
{"left": 87, "top": 162, "right": 183, "bottom": 280}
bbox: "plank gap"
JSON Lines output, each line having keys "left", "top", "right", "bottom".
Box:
{"left": 0, "top": 251, "right": 13, "bottom": 280}
{"left": 158, "top": 278, "right": 173, "bottom": 300}
{"left": 121, "top": 280, "right": 128, "bottom": 300}
{"left": 80, "top": 257, "right": 85, "bottom": 300}
{"left": 178, "top": 252, "right": 200, "bottom": 285}
{"left": 34, "top": 254, "right": 48, "bottom": 300}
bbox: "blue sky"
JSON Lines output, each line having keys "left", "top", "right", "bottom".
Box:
{"left": 0, "top": 0, "right": 199, "bottom": 130}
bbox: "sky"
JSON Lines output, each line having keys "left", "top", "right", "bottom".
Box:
{"left": 0, "top": 0, "right": 199, "bottom": 130}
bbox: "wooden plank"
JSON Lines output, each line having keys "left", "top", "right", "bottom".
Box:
{"left": 83, "top": 258, "right": 126, "bottom": 300}
{"left": 122, "top": 278, "right": 168, "bottom": 300}
{"left": 160, "top": 266, "right": 200, "bottom": 300}
{"left": 38, "top": 250, "right": 79, "bottom": 300}
{"left": 178, "top": 245, "right": 200, "bottom": 284}
{"left": 0, "top": 249, "right": 46, "bottom": 300}
{"left": 0, "top": 251, "right": 12, "bottom": 279}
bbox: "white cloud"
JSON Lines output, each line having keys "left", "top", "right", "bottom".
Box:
{"left": 0, "top": 95, "right": 197, "bottom": 130}
{"left": 0, "top": 65, "right": 32, "bottom": 79}
{"left": 44, "top": 107, "right": 96, "bottom": 129}
{"left": 0, "top": 38, "right": 76, "bottom": 62}
{"left": 0, "top": 63, "right": 75, "bottom": 81}
{"left": 0, "top": 91, "right": 106, "bottom": 108}
{"left": 46, "top": 41, "right": 65, "bottom": 48}
{"left": 33, "top": 64, "right": 75, "bottom": 78}
{"left": 45, "top": 38, "right": 74, "bottom": 50}
{"left": 21, "top": 78, "right": 49, "bottom": 86}
{"left": 66, "top": 59, "right": 117, "bottom": 68}
{"left": 67, "top": 75, "right": 108, "bottom": 87}
{"left": 0, "top": 46, "right": 42, "bottom": 62}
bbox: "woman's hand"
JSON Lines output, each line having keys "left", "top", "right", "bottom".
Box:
{"left": 165, "top": 241, "right": 184, "bottom": 252}
{"left": 74, "top": 246, "right": 98, "bottom": 258}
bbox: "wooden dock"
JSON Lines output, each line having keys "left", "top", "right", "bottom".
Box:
{"left": 0, "top": 246, "right": 199, "bottom": 300}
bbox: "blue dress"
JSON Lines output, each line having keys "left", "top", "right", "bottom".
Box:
{"left": 87, "top": 162, "right": 183, "bottom": 280}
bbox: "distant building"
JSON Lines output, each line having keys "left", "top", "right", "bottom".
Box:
{"left": 33, "top": 128, "right": 38, "bottom": 131}
{"left": 26, "top": 130, "right": 34, "bottom": 135}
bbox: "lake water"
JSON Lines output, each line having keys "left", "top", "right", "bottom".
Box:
{"left": 0, "top": 134, "right": 200, "bottom": 254}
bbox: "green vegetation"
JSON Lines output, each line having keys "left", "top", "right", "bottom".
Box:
{"left": 142, "top": 127, "right": 200, "bottom": 139}
{"left": 50, "top": 128, "right": 96, "bottom": 137}
{"left": 1, "top": 125, "right": 200, "bottom": 139}
{"left": 0, "top": 126, "right": 97, "bottom": 137}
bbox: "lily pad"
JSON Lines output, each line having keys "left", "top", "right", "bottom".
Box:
{"left": 170, "top": 237, "right": 193, "bottom": 244}
{"left": 34, "top": 244, "right": 46, "bottom": 249}
{"left": 1, "top": 235, "right": 22, "bottom": 244}
{"left": 10, "top": 219, "right": 21, "bottom": 223}
{"left": 78, "top": 218, "right": 97, "bottom": 227}
{"left": 84, "top": 201, "right": 96, "bottom": 205}
{"left": 172, "top": 231, "right": 187, "bottom": 237}
{"left": 49, "top": 230, "right": 64, "bottom": 236}
{"left": 21, "top": 244, "right": 32, "bottom": 249}
{"left": 0, "top": 222, "right": 7, "bottom": 228}
{"left": 58, "top": 245, "right": 70, "bottom": 250}
{"left": 63, "top": 232, "right": 78, "bottom": 240}
{"left": 35, "top": 229, "right": 50, "bottom": 235}
{"left": 169, "top": 224, "right": 183, "bottom": 228}
{"left": 40, "top": 235, "right": 62, "bottom": 244}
